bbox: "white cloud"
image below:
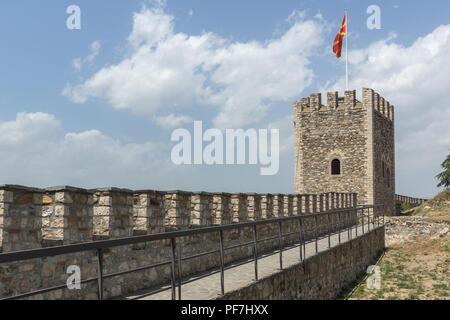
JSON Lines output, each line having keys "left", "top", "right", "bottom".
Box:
{"left": 86, "top": 41, "right": 101, "bottom": 62}
{"left": 286, "top": 10, "right": 305, "bottom": 24}
{"left": 325, "top": 24, "right": 450, "bottom": 197}
{"left": 0, "top": 112, "right": 174, "bottom": 189}
{"left": 72, "top": 58, "right": 82, "bottom": 72}
{"left": 0, "top": 112, "right": 296, "bottom": 194}
{"left": 72, "top": 40, "right": 101, "bottom": 72}
{"left": 63, "top": 5, "right": 325, "bottom": 128}
{"left": 0, "top": 112, "right": 60, "bottom": 147}
{"left": 155, "top": 114, "right": 194, "bottom": 129}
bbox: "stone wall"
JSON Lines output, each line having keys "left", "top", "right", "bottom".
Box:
{"left": 365, "top": 89, "right": 396, "bottom": 216}
{"left": 0, "top": 186, "right": 44, "bottom": 253}
{"left": 394, "top": 194, "right": 428, "bottom": 215}
{"left": 217, "top": 226, "right": 385, "bottom": 300}
{"left": 294, "top": 88, "right": 395, "bottom": 215}
{"left": 0, "top": 185, "right": 357, "bottom": 300}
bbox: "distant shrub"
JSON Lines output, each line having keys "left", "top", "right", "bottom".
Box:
{"left": 401, "top": 202, "right": 412, "bottom": 212}
{"left": 436, "top": 153, "right": 450, "bottom": 188}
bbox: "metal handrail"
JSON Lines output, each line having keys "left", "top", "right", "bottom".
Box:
{"left": 0, "top": 204, "right": 384, "bottom": 300}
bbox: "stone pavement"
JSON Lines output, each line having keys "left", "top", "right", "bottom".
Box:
{"left": 121, "top": 222, "right": 380, "bottom": 300}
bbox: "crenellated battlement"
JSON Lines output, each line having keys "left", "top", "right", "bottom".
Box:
{"left": 0, "top": 184, "right": 357, "bottom": 253}
{"left": 293, "top": 90, "right": 360, "bottom": 114}
{"left": 362, "top": 88, "right": 394, "bottom": 121}
{"left": 293, "top": 88, "right": 394, "bottom": 122}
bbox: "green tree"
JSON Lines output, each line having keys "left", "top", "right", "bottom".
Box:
{"left": 436, "top": 153, "right": 450, "bottom": 188}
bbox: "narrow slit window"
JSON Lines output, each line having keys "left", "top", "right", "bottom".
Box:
{"left": 387, "top": 168, "right": 391, "bottom": 188}
{"left": 331, "top": 159, "right": 341, "bottom": 175}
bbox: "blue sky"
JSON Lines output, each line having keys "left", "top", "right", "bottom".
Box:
{"left": 0, "top": 0, "right": 449, "bottom": 198}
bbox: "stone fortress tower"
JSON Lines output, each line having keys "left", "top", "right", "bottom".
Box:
{"left": 293, "top": 88, "right": 395, "bottom": 215}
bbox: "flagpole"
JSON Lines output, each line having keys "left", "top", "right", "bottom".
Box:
{"left": 345, "top": 9, "right": 349, "bottom": 91}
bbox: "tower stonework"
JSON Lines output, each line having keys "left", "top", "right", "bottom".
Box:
{"left": 293, "top": 88, "right": 395, "bottom": 215}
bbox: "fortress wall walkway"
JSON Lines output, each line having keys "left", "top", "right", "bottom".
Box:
{"left": 123, "top": 221, "right": 384, "bottom": 300}
{"left": 0, "top": 202, "right": 381, "bottom": 300}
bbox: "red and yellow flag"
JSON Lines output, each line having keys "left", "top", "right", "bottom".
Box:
{"left": 333, "top": 13, "right": 347, "bottom": 58}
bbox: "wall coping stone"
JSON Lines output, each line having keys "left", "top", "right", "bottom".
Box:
{"left": 90, "top": 187, "right": 135, "bottom": 193}
{"left": 134, "top": 190, "right": 165, "bottom": 195}
{"left": 0, "top": 185, "right": 45, "bottom": 193}
{"left": 45, "top": 186, "right": 93, "bottom": 193}
{"left": 164, "top": 190, "right": 194, "bottom": 195}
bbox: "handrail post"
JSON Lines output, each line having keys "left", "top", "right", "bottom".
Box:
{"left": 298, "top": 217, "right": 303, "bottom": 261}
{"left": 375, "top": 207, "right": 379, "bottom": 227}
{"left": 355, "top": 208, "right": 358, "bottom": 237}
{"left": 314, "top": 215, "right": 318, "bottom": 254}
{"left": 362, "top": 208, "right": 365, "bottom": 234}
{"left": 218, "top": 230, "right": 225, "bottom": 296}
{"left": 369, "top": 208, "right": 375, "bottom": 229}
{"left": 347, "top": 209, "right": 351, "bottom": 240}
{"left": 338, "top": 211, "right": 341, "bottom": 244}
{"left": 327, "top": 212, "right": 331, "bottom": 248}
{"left": 278, "top": 221, "right": 283, "bottom": 270}
{"left": 177, "top": 246, "right": 182, "bottom": 300}
{"left": 170, "top": 238, "right": 177, "bottom": 300}
{"left": 372, "top": 208, "right": 375, "bottom": 229}
{"left": 368, "top": 208, "right": 371, "bottom": 232}
{"left": 97, "top": 248, "right": 104, "bottom": 301}
{"left": 372, "top": 207, "right": 374, "bottom": 229}
{"left": 301, "top": 217, "right": 306, "bottom": 260}
{"left": 252, "top": 225, "right": 258, "bottom": 281}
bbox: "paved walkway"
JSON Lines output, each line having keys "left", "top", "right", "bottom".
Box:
{"left": 121, "top": 222, "right": 380, "bottom": 300}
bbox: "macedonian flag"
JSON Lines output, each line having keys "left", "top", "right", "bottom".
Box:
{"left": 333, "top": 13, "right": 347, "bottom": 58}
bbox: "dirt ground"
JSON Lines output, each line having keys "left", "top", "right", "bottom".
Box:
{"left": 346, "top": 213, "right": 449, "bottom": 300}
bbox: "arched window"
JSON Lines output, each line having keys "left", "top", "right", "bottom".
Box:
{"left": 387, "top": 168, "right": 391, "bottom": 188}
{"left": 331, "top": 159, "right": 341, "bottom": 175}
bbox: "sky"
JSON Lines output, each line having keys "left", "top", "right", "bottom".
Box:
{"left": 0, "top": 0, "right": 449, "bottom": 198}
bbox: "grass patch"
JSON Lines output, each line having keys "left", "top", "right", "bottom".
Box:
{"left": 407, "top": 293, "right": 419, "bottom": 300}
{"left": 432, "top": 284, "right": 448, "bottom": 290}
